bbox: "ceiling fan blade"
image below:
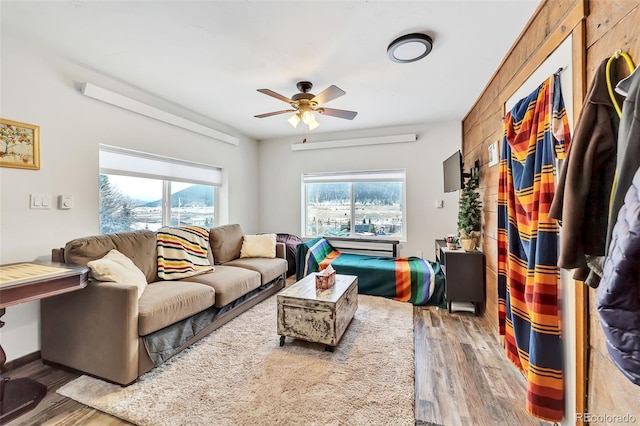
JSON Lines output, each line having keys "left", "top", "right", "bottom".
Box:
{"left": 254, "top": 109, "right": 296, "bottom": 118}
{"left": 318, "top": 108, "right": 358, "bottom": 120}
{"left": 311, "top": 85, "right": 346, "bottom": 105}
{"left": 257, "top": 89, "right": 292, "bottom": 104}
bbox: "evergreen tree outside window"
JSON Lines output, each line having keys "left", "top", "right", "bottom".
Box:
{"left": 99, "top": 174, "right": 152, "bottom": 233}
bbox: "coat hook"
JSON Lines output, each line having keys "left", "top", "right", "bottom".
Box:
{"left": 614, "top": 49, "right": 622, "bottom": 58}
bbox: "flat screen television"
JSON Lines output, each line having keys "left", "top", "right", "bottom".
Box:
{"left": 443, "top": 150, "right": 463, "bottom": 193}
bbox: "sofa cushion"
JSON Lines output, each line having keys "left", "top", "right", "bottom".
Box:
{"left": 138, "top": 281, "right": 215, "bottom": 336}
{"left": 87, "top": 249, "right": 148, "bottom": 298}
{"left": 240, "top": 233, "right": 277, "bottom": 258}
{"left": 65, "top": 230, "right": 158, "bottom": 283}
{"left": 209, "top": 224, "right": 244, "bottom": 264}
{"left": 224, "top": 257, "right": 287, "bottom": 285}
{"left": 180, "top": 265, "right": 261, "bottom": 308}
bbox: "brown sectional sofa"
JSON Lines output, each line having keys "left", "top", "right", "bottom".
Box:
{"left": 42, "top": 224, "right": 287, "bottom": 385}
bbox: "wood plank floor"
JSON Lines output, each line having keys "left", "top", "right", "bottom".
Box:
{"left": 414, "top": 306, "right": 547, "bottom": 426}
{"left": 4, "top": 305, "right": 548, "bottom": 426}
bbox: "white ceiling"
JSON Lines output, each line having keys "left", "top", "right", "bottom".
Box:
{"left": 2, "top": 1, "right": 540, "bottom": 141}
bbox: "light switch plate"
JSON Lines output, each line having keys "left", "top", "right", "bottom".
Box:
{"left": 30, "top": 194, "right": 51, "bottom": 209}
{"left": 488, "top": 141, "right": 499, "bottom": 167}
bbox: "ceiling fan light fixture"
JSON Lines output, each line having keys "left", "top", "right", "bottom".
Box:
{"left": 301, "top": 110, "right": 316, "bottom": 125}
{"left": 307, "top": 119, "right": 320, "bottom": 131}
{"left": 287, "top": 113, "right": 301, "bottom": 128}
{"left": 255, "top": 81, "right": 357, "bottom": 132}
{"left": 387, "top": 33, "right": 433, "bottom": 63}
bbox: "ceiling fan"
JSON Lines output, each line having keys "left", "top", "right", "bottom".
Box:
{"left": 254, "top": 81, "right": 358, "bottom": 130}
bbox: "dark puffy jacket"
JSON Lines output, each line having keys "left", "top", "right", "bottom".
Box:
{"left": 597, "top": 167, "right": 640, "bottom": 386}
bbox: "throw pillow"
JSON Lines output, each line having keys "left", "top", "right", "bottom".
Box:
{"left": 87, "top": 249, "right": 148, "bottom": 298}
{"left": 240, "top": 234, "right": 277, "bottom": 258}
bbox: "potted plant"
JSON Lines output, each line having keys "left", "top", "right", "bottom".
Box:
{"left": 457, "top": 173, "right": 482, "bottom": 251}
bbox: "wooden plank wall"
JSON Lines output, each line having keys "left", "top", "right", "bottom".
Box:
{"left": 462, "top": 0, "right": 640, "bottom": 421}
{"left": 582, "top": 1, "right": 640, "bottom": 420}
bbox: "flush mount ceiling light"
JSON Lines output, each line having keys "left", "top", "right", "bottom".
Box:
{"left": 387, "top": 33, "right": 433, "bottom": 63}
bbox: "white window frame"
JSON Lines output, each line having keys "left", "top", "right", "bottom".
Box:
{"left": 99, "top": 144, "right": 221, "bottom": 231}
{"left": 301, "top": 169, "right": 407, "bottom": 241}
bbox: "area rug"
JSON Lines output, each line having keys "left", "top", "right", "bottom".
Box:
{"left": 57, "top": 294, "right": 415, "bottom": 426}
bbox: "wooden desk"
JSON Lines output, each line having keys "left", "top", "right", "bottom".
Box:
{"left": 0, "top": 261, "right": 89, "bottom": 424}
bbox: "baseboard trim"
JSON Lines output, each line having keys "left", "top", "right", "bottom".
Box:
{"left": 2, "top": 351, "right": 41, "bottom": 373}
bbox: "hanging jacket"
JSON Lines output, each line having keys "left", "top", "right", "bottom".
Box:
{"left": 580, "top": 65, "right": 640, "bottom": 288}
{"left": 607, "top": 65, "right": 640, "bottom": 247}
{"left": 597, "top": 167, "right": 640, "bottom": 386}
{"left": 549, "top": 59, "right": 622, "bottom": 283}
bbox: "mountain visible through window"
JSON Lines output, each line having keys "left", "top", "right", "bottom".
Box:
{"left": 303, "top": 170, "right": 405, "bottom": 240}
{"left": 100, "top": 174, "right": 215, "bottom": 233}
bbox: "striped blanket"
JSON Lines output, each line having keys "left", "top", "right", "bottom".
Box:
{"left": 498, "top": 75, "right": 570, "bottom": 422}
{"left": 157, "top": 226, "right": 214, "bottom": 280}
{"left": 296, "top": 237, "right": 445, "bottom": 306}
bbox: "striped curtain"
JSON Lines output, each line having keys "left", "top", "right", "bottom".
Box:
{"left": 497, "top": 76, "right": 570, "bottom": 422}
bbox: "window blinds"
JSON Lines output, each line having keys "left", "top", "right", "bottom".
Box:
{"left": 99, "top": 144, "right": 222, "bottom": 186}
{"left": 302, "top": 169, "right": 405, "bottom": 183}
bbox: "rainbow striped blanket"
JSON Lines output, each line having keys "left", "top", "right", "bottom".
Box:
{"left": 296, "top": 237, "right": 445, "bottom": 306}
{"left": 157, "top": 226, "right": 214, "bottom": 280}
{"left": 498, "top": 75, "right": 569, "bottom": 421}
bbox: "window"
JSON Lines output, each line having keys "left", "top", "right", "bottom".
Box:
{"left": 302, "top": 170, "right": 406, "bottom": 240}
{"left": 99, "top": 145, "right": 220, "bottom": 234}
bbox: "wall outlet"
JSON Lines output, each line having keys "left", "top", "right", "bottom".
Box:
{"left": 416, "top": 250, "right": 423, "bottom": 259}
{"left": 435, "top": 199, "right": 443, "bottom": 208}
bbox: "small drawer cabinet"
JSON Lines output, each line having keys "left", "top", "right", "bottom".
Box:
{"left": 435, "top": 239, "right": 485, "bottom": 314}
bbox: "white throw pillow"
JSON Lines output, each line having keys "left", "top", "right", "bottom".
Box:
{"left": 240, "top": 234, "right": 276, "bottom": 258}
{"left": 87, "top": 249, "right": 147, "bottom": 298}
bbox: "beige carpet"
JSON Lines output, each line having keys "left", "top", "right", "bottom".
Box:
{"left": 58, "top": 294, "right": 415, "bottom": 426}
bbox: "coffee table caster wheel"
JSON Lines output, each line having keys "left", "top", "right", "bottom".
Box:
{"left": 279, "top": 336, "right": 285, "bottom": 346}
{"left": 325, "top": 345, "right": 334, "bottom": 352}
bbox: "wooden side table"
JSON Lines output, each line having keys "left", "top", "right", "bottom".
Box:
{"left": 0, "top": 261, "right": 89, "bottom": 424}
{"left": 435, "top": 239, "right": 485, "bottom": 315}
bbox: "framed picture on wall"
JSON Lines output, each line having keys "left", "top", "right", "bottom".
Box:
{"left": 0, "top": 118, "right": 40, "bottom": 170}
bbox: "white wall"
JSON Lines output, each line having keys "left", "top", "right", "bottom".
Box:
{"left": 0, "top": 31, "right": 260, "bottom": 361}
{"left": 257, "top": 122, "right": 462, "bottom": 260}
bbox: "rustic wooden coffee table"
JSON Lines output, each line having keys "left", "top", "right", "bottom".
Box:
{"left": 277, "top": 273, "right": 358, "bottom": 352}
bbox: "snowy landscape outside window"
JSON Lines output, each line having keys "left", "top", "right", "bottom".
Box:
{"left": 302, "top": 170, "right": 406, "bottom": 240}
{"left": 98, "top": 145, "right": 220, "bottom": 234}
